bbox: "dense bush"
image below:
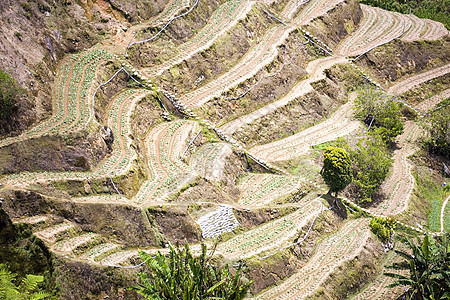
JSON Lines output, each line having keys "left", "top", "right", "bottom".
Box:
{"left": 354, "top": 87, "right": 404, "bottom": 143}
{"left": 369, "top": 216, "right": 396, "bottom": 241}
{"left": 423, "top": 106, "right": 450, "bottom": 159}
{"left": 0, "top": 69, "right": 22, "bottom": 121}
{"left": 360, "top": 0, "right": 450, "bottom": 29}
{"left": 340, "top": 132, "right": 393, "bottom": 203}
{"left": 320, "top": 146, "right": 353, "bottom": 196}
{"left": 130, "top": 243, "right": 252, "bottom": 300}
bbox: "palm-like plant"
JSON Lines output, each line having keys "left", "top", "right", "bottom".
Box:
{"left": 0, "top": 264, "right": 51, "bottom": 300}
{"left": 130, "top": 243, "right": 252, "bottom": 300}
{"left": 384, "top": 233, "right": 450, "bottom": 300}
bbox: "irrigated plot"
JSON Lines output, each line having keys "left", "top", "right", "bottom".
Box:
{"left": 0, "top": 89, "right": 148, "bottom": 188}
{"left": 216, "top": 199, "right": 322, "bottom": 259}
{"left": 249, "top": 94, "right": 361, "bottom": 162}
{"left": 255, "top": 219, "right": 371, "bottom": 300}
{"left": 141, "top": 0, "right": 253, "bottom": 78}
{"left": 189, "top": 142, "right": 233, "bottom": 182}
{"left": 0, "top": 50, "right": 113, "bottom": 149}
{"left": 133, "top": 120, "right": 199, "bottom": 206}
{"left": 237, "top": 173, "right": 304, "bottom": 206}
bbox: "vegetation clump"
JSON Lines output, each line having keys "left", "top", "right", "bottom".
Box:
{"left": 369, "top": 216, "right": 396, "bottom": 241}
{"left": 320, "top": 146, "right": 353, "bottom": 196}
{"left": 354, "top": 87, "right": 404, "bottom": 143}
{"left": 0, "top": 69, "right": 23, "bottom": 122}
{"left": 338, "top": 132, "right": 393, "bottom": 203}
{"left": 0, "top": 264, "right": 53, "bottom": 299}
{"left": 385, "top": 233, "right": 450, "bottom": 300}
{"left": 130, "top": 243, "right": 252, "bottom": 300}
{"left": 423, "top": 106, "right": 450, "bottom": 159}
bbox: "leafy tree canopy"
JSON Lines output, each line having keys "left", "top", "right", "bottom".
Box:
{"left": 385, "top": 233, "right": 450, "bottom": 300}
{"left": 321, "top": 146, "right": 353, "bottom": 195}
{"left": 354, "top": 87, "right": 404, "bottom": 143}
{"left": 130, "top": 243, "right": 252, "bottom": 300}
{"left": 338, "top": 132, "right": 393, "bottom": 203}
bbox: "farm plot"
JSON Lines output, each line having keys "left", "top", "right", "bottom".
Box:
{"left": 237, "top": 173, "right": 304, "bottom": 206}
{"left": 0, "top": 89, "right": 147, "bottom": 188}
{"left": 254, "top": 219, "right": 371, "bottom": 300}
{"left": 141, "top": 0, "right": 253, "bottom": 78}
{"left": 0, "top": 49, "right": 113, "bottom": 149}
{"left": 401, "top": 13, "right": 449, "bottom": 42}
{"left": 335, "top": 5, "right": 409, "bottom": 57}
{"left": 220, "top": 56, "right": 347, "bottom": 135}
{"left": 388, "top": 63, "right": 450, "bottom": 95}
{"left": 189, "top": 142, "right": 233, "bottom": 182}
{"left": 293, "top": 0, "right": 345, "bottom": 25}
{"left": 249, "top": 94, "right": 361, "bottom": 162}
{"left": 350, "top": 245, "right": 408, "bottom": 300}
{"left": 415, "top": 88, "right": 450, "bottom": 113}
{"left": 130, "top": 0, "right": 192, "bottom": 39}
{"left": 373, "top": 121, "right": 421, "bottom": 216}
{"left": 133, "top": 120, "right": 199, "bottom": 206}
{"left": 216, "top": 199, "right": 322, "bottom": 259}
{"left": 181, "top": 25, "right": 293, "bottom": 107}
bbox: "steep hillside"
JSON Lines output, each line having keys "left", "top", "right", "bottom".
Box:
{"left": 0, "top": 0, "right": 449, "bottom": 298}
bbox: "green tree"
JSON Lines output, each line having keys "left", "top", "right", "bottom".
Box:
{"left": 346, "top": 132, "right": 393, "bottom": 203}
{"left": 0, "top": 69, "right": 22, "bottom": 120}
{"left": 354, "top": 87, "right": 404, "bottom": 143}
{"left": 385, "top": 233, "right": 450, "bottom": 300}
{"left": 0, "top": 264, "right": 51, "bottom": 300}
{"left": 130, "top": 243, "right": 252, "bottom": 300}
{"left": 424, "top": 106, "right": 450, "bottom": 159}
{"left": 320, "top": 146, "right": 353, "bottom": 196}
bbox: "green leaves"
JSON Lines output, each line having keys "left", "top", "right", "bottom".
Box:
{"left": 130, "top": 243, "right": 252, "bottom": 300}
{"left": 354, "top": 87, "right": 404, "bottom": 143}
{"left": 0, "top": 264, "right": 52, "bottom": 300}
{"left": 385, "top": 233, "right": 450, "bottom": 299}
{"left": 0, "top": 69, "right": 23, "bottom": 120}
{"left": 321, "top": 146, "right": 352, "bottom": 194}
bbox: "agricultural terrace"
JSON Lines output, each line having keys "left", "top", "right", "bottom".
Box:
{"left": 2, "top": 0, "right": 449, "bottom": 298}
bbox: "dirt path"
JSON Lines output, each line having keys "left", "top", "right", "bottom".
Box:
{"left": 373, "top": 121, "right": 421, "bottom": 216}
{"left": 441, "top": 195, "right": 450, "bottom": 233}
{"left": 219, "top": 56, "right": 347, "bottom": 134}
{"left": 249, "top": 93, "right": 361, "bottom": 162}
{"left": 388, "top": 63, "right": 450, "bottom": 95}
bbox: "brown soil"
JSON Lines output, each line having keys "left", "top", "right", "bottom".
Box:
{"left": 0, "top": 131, "right": 107, "bottom": 174}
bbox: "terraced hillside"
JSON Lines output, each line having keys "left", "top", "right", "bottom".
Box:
{"left": 0, "top": 0, "right": 449, "bottom": 298}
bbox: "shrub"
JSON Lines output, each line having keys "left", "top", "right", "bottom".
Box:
{"left": 369, "top": 216, "right": 396, "bottom": 241}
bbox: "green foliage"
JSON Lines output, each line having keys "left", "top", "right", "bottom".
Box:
{"left": 321, "top": 146, "right": 353, "bottom": 195}
{"left": 423, "top": 106, "right": 450, "bottom": 159}
{"left": 341, "top": 133, "right": 393, "bottom": 203}
{"left": 0, "top": 264, "right": 52, "bottom": 300}
{"left": 369, "top": 217, "right": 396, "bottom": 241}
{"left": 360, "top": 0, "right": 450, "bottom": 30}
{"left": 385, "top": 233, "right": 450, "bottom": 299}
{"left": 354, "top": 87, "right": 404, "bottom": 143}
{"left": 0, "top": 69, "right": 23, "bottom": 120}
{"left": 130, "top": 243, "right": 252, "bottom": 300}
